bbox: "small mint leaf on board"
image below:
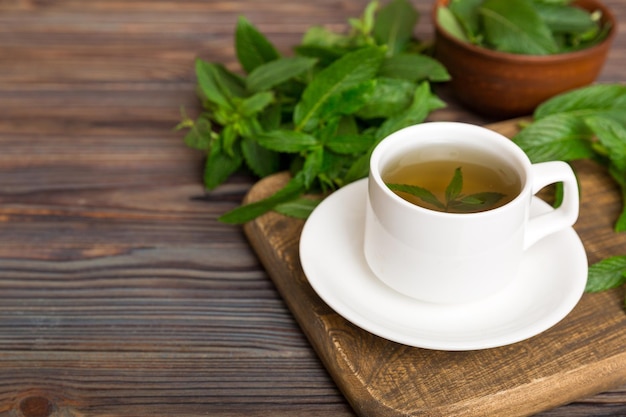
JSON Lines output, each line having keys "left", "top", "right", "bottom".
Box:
{"left": 585, "top": 256, "right": 626, "bottom": 293}
{"left": 235, "top": 16, "right": 280, "bottom": 74}
{"left": 479, "top": 0, "right": 558, "bottom": 55}
{"left": 219, "top": 173, "right": 306, "bottom": 224}
{"left": 274, "top": 197, "right": 322, "bottom": 219}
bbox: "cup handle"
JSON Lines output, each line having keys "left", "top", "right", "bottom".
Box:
{"left": 524, "top": 161, "right": 579, "bottom": 250}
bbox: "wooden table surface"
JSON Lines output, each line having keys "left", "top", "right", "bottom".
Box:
{"left": 0, "top": 1, "right": 624, "bottom": 416}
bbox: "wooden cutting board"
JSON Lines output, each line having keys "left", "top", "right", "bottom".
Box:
{"left": 242, "top": 119, "right": 626, "bottom": 417}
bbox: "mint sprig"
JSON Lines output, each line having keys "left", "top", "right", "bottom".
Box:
{"left": 513, "top": 84, "right": 626, "bottom": 298}
{"left": 178, "top": 0, "right": 449, "bottom": 223}
{"left": 513, "top": 84, "right": 626, "bottom": 233}
{"left": 387, "top": 167, "right": 506, "bottom": 213}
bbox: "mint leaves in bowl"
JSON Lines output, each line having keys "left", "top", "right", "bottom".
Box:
{"left": 433, "top": 0, "right": 616, "bottom": 117}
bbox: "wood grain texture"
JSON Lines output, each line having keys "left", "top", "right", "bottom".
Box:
{"left": 0, "top": 0, "right": 623, "bottom": 415}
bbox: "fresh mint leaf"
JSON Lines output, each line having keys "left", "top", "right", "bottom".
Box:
{"left": 241, "top": 137, "right": 280, "bottom": 177}
{"left": 379, "top": 54, "right": 451, "bottom": 83}
{"left": 448, "top": 0, "right": 484, "bottom": 41}
{"left": 237, "top": 92, "right": 274, "bottom": 117}
{"left": 512, "top": 113, "right": 595, "bottom": 162}
{"left": 343, "top": 152, "right": 372, "bottom": 185}
{"left": 274, "top": 197, "right": 322, "bottom": 219}
{"left": 356, "top": 77, "right": 414, "bottom": 119}
{"left": 295, "top": 27, "right": 350, "bottom": 66}
{"left": 316, "top": 80, "right": 378, "bottom": 121}
{"left": 221, "top": 124, "right": 238, "bottom": 157}
{"left": 534, "top": 84, "right": 626, "bottom": 120}
{"left": 373, "top": 0, "right": 419, "bottom": 56}
{"left": 235, "top": 16, "right": 280, "bottom": 73}
{"left": 585, "top": 256, "right": 626, "bottom": 292}
{"left": 246, "top": 57, "right": 317, "bottom": 93}
{"left": 204, "top": 137, "right": 243, "bottom": 190}
{"left": 376, "top": 82, "right": 446, "bottom": 141}
{"left": 325, "top": 134, "right": 374, "bottom": 155}
{"left": 258, "top": 103, "right": 282, "bottom": 131}
{"left": 387, "top": 183, "right": 446, "bottom": 210}
{"left": 219, "top": 173, "right": 306, "bottom": 224}
{"left": 256, "top": 130, "right": 319, "bottom": 153}
{"left": 195, "top": 59, "right": 235, "bottom": 109}
{"left": 480, "top": 0, "right": 558, "bottom": 55}
{"left": 302, "top": 146, "right": 325, "bottom": 187}
{"left": 437, "top": 6, "right": 470, "bottom": 42}
{"left": 293, "top": 46, "right": 385, "bottom": 132}
{"left": 349, "top": 0, "right": 378, "bottom": 39}
{"left": 533, "top": 3, "right": 596, "bottom": 34}
{"left": 585, "top": 115, "right": 626, "bottom": 172}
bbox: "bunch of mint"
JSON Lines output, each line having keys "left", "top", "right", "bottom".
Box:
{"left": 437, "top": 0, "right": 611, "bottom": 55}
{"left": 177, "top": 0, "right": 450, "bottom": 223}
{"left": 513, "top": 84, "right": 626, "bottom": 294}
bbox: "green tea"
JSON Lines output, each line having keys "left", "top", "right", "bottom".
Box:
{"left": 384, "top": 154, "right": 521, "bottom": 213}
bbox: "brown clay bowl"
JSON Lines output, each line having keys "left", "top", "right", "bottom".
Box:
{"left": 433, "top": 0, "right": 617, "bottom": 118}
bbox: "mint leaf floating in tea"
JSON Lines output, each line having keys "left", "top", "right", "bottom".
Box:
{"left": 386, "top": 183, "right": 447, "bottom": 210}
{"left": 387, "top": 167, "right": 506, "bottom": 213}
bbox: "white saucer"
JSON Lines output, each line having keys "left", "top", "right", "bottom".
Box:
{"left": 299, "top": 179, "right": 588, "bottom": 351}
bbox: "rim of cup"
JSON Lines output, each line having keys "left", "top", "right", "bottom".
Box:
{"left": 368, "top": 122, "right": 533, "bottom": 218}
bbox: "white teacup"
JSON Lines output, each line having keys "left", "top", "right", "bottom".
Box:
{"left": 364, "top": 122, "right": 579, "bottom": 304}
